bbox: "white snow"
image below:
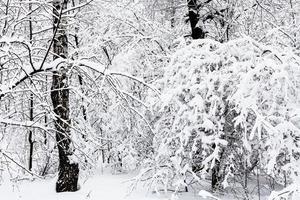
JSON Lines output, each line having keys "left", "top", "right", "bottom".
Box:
{"left": 198, "top": 190, "right": 220, "bottom": 200}
{"left": 0, "top": 171, "right": 206, "bottom": 200}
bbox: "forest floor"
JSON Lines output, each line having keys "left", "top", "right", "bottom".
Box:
{"left": 0, "top": 171, "right": 201, "bottom": 200}
{"left": 0, "top": 168, "right": 271, "bottom": 200}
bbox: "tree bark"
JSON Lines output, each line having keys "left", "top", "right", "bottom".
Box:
{"left": 187, "top": 0, "right": 205, "bottom": 39}
{"left": 51, "top": 0, "right": 79, "bottom": 192}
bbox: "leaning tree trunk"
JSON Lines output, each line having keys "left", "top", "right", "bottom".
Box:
{"left": 51, "top": 0, "right": 79, "bottom": 192}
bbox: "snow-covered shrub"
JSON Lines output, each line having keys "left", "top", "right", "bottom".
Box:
{"left": 137, "top": 37, "right": 300, "bottom": 197}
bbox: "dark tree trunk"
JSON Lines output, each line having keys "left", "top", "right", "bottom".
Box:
{"left": 52, "top": 0, "right": 79, "bottom": 192}
{"left": 51, "top": 70, "right": 79, "bottom": 192}
{"left": 28, "top": 0, "right": 34, "bottom": 172}
{"left": 78, "top": 74, "right": 87, "bottom": 121}
{"left": 187, "top": 0, "right": 205, "bottom": 39}
{"left": 28, "top": 92, "right": 34, "bottom": 171}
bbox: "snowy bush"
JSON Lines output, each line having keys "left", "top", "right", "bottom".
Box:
{"left": 137, "top": 36, "right": 300, "bottom": 198}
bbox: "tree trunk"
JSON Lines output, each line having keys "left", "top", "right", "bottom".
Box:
{"left": 187, "top": 0, "right": 205, "bottom": 39}
{"left": 28, "top": 92, "right": 34, "bottom": 171}
{"left": 51, "top": 0, "right": 79, "bottom": 192}
{"left": 28, "top": 0, "right": 34, "bottom": 172}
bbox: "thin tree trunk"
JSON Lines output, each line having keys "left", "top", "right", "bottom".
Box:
{"left": 52, "top": 0, "right": 79, "bottom": 192}
{"left": 28, "top": 93, "right": 34, "bottom": 171}
{"left": 44, "top": 76, "right": 48, "bottom": 145}
{"left": 28, "top": 0, "right": 34, "bottom": 172}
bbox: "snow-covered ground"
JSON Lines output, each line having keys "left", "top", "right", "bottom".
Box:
{"left": 0, "top": 171, "right": 205, "bottom": 200}
{"left": 0, "top": 164, "right": 274, "bottom": 200}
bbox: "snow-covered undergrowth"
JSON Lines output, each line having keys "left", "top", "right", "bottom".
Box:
{"left": 137, "top": 37, "right": 300, "bottom": 199}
